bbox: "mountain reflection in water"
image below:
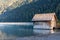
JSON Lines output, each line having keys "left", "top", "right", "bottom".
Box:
{"left": 0, "top": 23, "right": 59, "bottom": 39}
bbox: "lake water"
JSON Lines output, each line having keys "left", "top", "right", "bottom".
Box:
{"left": 0, "top": 22, "right": 59, "bottom": 40}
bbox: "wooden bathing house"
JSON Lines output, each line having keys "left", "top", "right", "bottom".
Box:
{"left": 32, "top": 13, "right": 57, "bottom": 29}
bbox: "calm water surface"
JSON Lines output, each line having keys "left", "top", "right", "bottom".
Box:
{"left": 0, "top": 22, "right": 59, "bottom": 39}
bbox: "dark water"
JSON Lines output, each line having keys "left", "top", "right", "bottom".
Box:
{"left": 0, "top": 23, "right": 59, "bottom": 39}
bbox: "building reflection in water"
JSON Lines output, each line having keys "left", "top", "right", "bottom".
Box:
{"left": 33, "top": 29, "right": 55, "bottom": 34}
{"left": 50, "top": 30, "right": 55, "bottom": 33}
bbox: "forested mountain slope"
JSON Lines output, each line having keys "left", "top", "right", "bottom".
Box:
{"left": 0, "top": 0, "right": 60, "bottom": 22}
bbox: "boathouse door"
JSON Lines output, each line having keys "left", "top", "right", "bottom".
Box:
{"left": 34, "top": 22, "right": 50, "bottom": 29}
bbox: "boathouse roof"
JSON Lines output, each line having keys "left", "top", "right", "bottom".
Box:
{"left": 32, "top": 13, "right": 57, "bottom": 21}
